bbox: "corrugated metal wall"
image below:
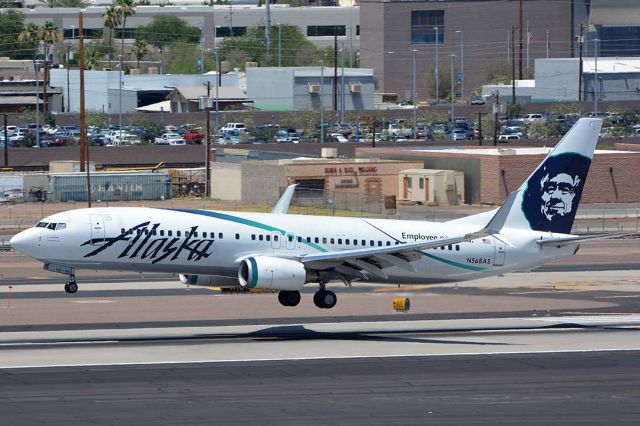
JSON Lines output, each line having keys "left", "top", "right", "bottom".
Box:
{"left": 49, "top": 172, "right": 173, "bottom": 202}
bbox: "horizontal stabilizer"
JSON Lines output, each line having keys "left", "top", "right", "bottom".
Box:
{"left": 537, "top": 232, "right": 639, "bottom": 248}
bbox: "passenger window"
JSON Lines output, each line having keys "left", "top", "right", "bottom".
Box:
{"left": 322, "top": 237, "right": 327, "bottom": 244}
{"left": 448, "top": 245, "right": 452, "bottom": 251}
{"left": 251, "top": 234, "right": 256, "bottom": 240}
{"left": 266, "top": 235, "right": 271, "bottom": 241}
{"left": 160, "top": 230, "right": 165, "bottom": 236}
{"left": 121, "top": 228, "right": 126, "bottom": 234}
{"left": 168, "top": 230, "right": 173, "bottom": 237}
{"left": 274, "top": 235, "right": 279, "bottom": 242}
{"left": 307, "top": 237, "right": 311, "bottom": 243}
{"left": 259, "top": 235, "right": 264, "bottom": 241}
{"left": 235, "top": 233, "right": 240, "bottom": 240}
{"left": 136, "top": 229, "right": 142, "bottom": 236}
{"left": 441, "top": 246, "right": 445, "bottom": 250}
{"left": 362, "top": 240, "right": 366, "bottom": 246}
{"left": 177, "top": 231, "right": 182, "bottom": 237}
{"left": 288, "top": 235, "right": 294, "bottom": 242}
{"left": 315, "top": 237, "right": 319, "bottom": 243}
{"left": 345, "top": 239, "right": 350, "bottom": 245}
{"left": 456, "top": 245, "right": 460, "bottom": 251}
{"left": 151, "top": 229, "right": 156, "bottom": 236}
{"left": 338, "top": 238, "right": 343, "bottom": 245}
{"left": 353, "top": 239, "right": 358, "bottom": 245}
{"left": 370, "top": 240, "right": 375, "bottom": 246}
{"left": 297, "top": 236, "right": 302, "bottom": 243}
{"left": 219, "top": 233, "right": 223, "bottom": 239}
{"left": 193, "top": 231, "right": 198, "bottom": 237}
{"left": 330, "top": 238, "right": 335, "bottom": 244}
{"left": 386, "top": 241, "right": 391, "bottom": 246}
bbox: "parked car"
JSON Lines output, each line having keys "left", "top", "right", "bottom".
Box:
{"left": 498, "top": 134, "right": 521, "bottom": 142}
{"left": 469, "top": 95, "right": 486, "bottom": 105}
{"left": 523, "top": 113, "right": 544, "bottom": 123}
{"left": 155, "top": 133, "right": 186, "bottom": 145}
{"left": 220, "top": 122, "right": 246, "bottom": 135}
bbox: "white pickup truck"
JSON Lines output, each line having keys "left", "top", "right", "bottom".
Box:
{"left": 155, "top": 133, "right": 186, "bottom": 145}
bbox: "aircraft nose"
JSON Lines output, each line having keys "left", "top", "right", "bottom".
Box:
{"left": 10, "top": 230, "right": 32, "bottom": 253}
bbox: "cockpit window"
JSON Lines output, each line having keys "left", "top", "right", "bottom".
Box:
{"left": 43, "top": 223, "right": 67, "bottom": 231}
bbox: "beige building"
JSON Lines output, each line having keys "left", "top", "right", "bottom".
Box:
{"left": 211, "top": 157, "right": 423, "bottom": 203}
{"left": 398, "top": 169, "right": 464, "bottom": 206}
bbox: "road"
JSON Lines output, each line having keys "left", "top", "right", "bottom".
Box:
{"left": 1, "top": 319, "right": 639, "bottom": 425}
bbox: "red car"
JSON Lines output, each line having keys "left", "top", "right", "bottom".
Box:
{"left": 182, "top": 129, "right": 205, "bottom": 144}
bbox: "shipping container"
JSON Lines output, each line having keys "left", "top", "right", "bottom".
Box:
{"left": 49, "top": 172, "right": 172, "bottom": 202}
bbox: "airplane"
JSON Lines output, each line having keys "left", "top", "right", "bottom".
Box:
{"left": 9, "top": 118, "right": 634, "bottom": 309}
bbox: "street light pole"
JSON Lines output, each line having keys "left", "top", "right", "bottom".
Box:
{"left": 118, "top": 54, "right": 123, "bottom": 141}
{"left": 450, "top": 54, "right": 455, "bottom": 141}
{"left": 412, "top": 48, "right": 417, "bottom": 141}
{"left": 434, "top": 26, "right": 439, "bottom": 104}
{"left": 278, "top": 23, "right": 282, "bottom": 66}
{"left": 341, "top": 42, "right": 345, "bottom": 123}
{"left": 320, "top": 59, "right": 324, "bottom": 144}
{"left": 594, "top": 38, "right": 599, "bottom": 113}
{"left": 456, "top": 30, "right": 464, "bottom": 101}
{"left": 34, "top": 60, "right": 40, "bottom": 147}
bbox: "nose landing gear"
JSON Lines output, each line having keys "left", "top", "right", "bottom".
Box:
{"left": 64, "top": 276, "right": 78, "bottom": 294}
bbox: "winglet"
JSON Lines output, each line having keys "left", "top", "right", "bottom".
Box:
{"left": 272, "top": 184, "right": 297, "bottom": 214}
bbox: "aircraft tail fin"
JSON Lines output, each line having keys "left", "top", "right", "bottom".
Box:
{"left": 502, "top": 118, "right": 602, "bottom": 234}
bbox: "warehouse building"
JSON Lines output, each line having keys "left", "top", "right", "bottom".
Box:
{"left": 356, "top": 146, "right": 640, "bottom": 204}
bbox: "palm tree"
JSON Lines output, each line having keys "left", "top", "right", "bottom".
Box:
{"left": 116, "top": 0, "right": 136, "bottom": 65}
{"left": 103, "top": 6, "right": 122, "bottom": 68}
{"left": 55, "top": 0, "right": 89, "bottom": 6}
{"left": 18, "top": 23, "right": 40, "bottom": 48}
{"left": 37, "top": 21, "right": 61, "bottom": 113}
{"left": 131, "top": 39, "right": 149, "bottom": 69}
{"left": 84, "top": 49, "right": 101, "bottom": 70}
{"left": 37, "top": 0, "right": 57, "bottom": 7}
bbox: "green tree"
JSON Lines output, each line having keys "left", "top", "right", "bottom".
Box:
{"left": 54, "top": 0, "right": 89, "bottom": 6}
{"left": 0, "top": 11, "right": 33, "bottom": 59}
{"left": 116, "top": 0, "right": 136, "bottom": 61}
{"left": 220, "top": 25, "right": 318, "bottom": 68}
{"left": 136, "top": 15, "right": 200, "bottom": 53}
{"left": 84, "top": 41, "right": 107, "bottom": 70}
{"left": 86, "top": 110, "right": 108, "bottom": 128}
{"left": 103, "top": 5, "right": 122, "bottom": 68}
{"left": 131, "top": 39, "right": 149, "bottom": 68}
{"left": 423, "top": 63, "right": 452, "bottom": 100}
{"left": 37, "top": 0, "right": 56, "bottom": 6}
{"left": 163, "top": 41, "right": 200, "bottom": 74}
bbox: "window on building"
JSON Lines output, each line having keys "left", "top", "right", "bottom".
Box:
{"left": 215, "top": 27, "right": 247, "bottom": 37}
{"left": 407, "top": 178, "right": 412, "bottom": 189}
{"left": 411, "top": 10, "right": 444, "bottom": 44}
{"left": 307, "top": 25, "right": 346, "bottom": 37}
{"left": 419, "top": 178, "right": 424, "bottom": 189}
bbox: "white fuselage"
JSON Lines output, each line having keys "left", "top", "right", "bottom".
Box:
{"left": 11, "top": 207, "right": 577, "bottom": 286}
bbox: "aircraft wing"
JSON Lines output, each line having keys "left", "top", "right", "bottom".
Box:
{"left": 536, "top": 232, "right": 639, "bottom": 248}
{"left": 298, "top": 192, "right": 518, "bottom": 281}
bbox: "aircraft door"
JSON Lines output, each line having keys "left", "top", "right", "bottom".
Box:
{"left": 285, "top": 233, "right": 296, "bottom": 250}
{"left": 494, "top": 239, "right": 506, "bottom": 266}
{"left": 90, "top": 214, "right": 105, "bottom": 245}
{"left": 270, "top": 231, "right": 281, "bottom": 249}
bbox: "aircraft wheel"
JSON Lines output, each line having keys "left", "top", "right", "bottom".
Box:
{"left": 65, "top": 282, "right": 78, "bottom": 294}
{"left": 278, "top": 290, "right": 301, "bottom": 307}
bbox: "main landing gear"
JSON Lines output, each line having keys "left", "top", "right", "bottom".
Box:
{"left": 64, "top": 275, "right": 78, "bottom": 294}
{"left": 313, "top": 283, "right": 337, "bottom": 309}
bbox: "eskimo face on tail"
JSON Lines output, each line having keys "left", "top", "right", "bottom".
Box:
{"left": 522, "top": 153, "right": 591, "bottom": 233}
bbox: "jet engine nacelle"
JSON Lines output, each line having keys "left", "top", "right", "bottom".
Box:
{"left": 178, "top": 274, "right": 239, "bottom": 287}
{"left": 238, "top": 256, "right": 307, "bottom": 290}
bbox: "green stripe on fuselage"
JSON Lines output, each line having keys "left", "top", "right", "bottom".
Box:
{"left": 420, "top": 251, "right": 492, "bottom": 272}
{"left": 166, "top": 208, "right": 328, "bottom": 253}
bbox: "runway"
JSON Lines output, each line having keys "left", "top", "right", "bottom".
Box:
{"left": 0, "top": 318, "right": 639, "bottom": 425}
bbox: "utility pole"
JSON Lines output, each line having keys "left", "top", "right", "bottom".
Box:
{"left": 79, "top": 11, "right": 91, "bottom": 207}
{"left": 594, "top": 38, "right": 599, "bottom": 114}
{"left": 519, "top": 0, "right": 523, "bottom": 80}
{"left": 412, "top": 49, "right": 417, "bottom": 141}
{"left": 434, "top": 26, "right": 439, "bottom": 104}
{"left": 348, "top": 25, "right": 353, "bottom": 67}
{"left": 546, "top": 29, "right": 550, "bottom": 58}
{"left": 477, "top": 112, "right": 486, "bottom": 146}
{"left": 118, "top": 54, "right": 123, "bottom": 141}
{"left": 341, "top": 41, "right": 345, "bottom": 123}
{"left": 333, "top": 28, "right": 338, "bottom": 113}
{"left": 450, "top": 54, "right": 455, "bottom": 140}
{"left": 511, "top": 26, "right": 516, "bottom": 107}
{"left": 205, "top": 81, "right": 211, "bottom": 197}
{"left": 66, "top": 45, "right": 71, "bottom": 112}
{"left": 214, "top": 47, "right": 220, "bottom": 146}
{"left": 578, "top": 24, "right": 584, "bottom": 102}
{"left": 278, "top": 23, "right": 282, "bottom": 67}
{"left": 34, "top": 60, "right": 40, "bottom": 148}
